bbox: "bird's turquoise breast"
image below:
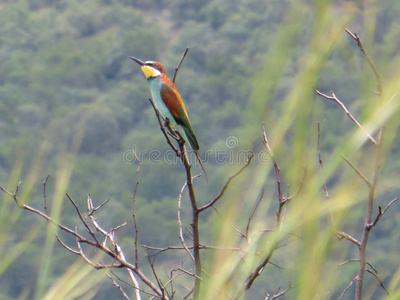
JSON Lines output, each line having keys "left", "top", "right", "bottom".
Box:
{"left": 149, "top": 78, "right": 175, "bottom": 123}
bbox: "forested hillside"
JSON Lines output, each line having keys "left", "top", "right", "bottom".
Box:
{"left": 1, "top": 0, "right": 400, "bottom": 299}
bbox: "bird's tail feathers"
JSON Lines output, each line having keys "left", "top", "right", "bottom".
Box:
{"left": 182, "top": 126, "right": 199, "bottom": 151}
{"left": 195, "top": 150, "right": 208, "bottom": 182}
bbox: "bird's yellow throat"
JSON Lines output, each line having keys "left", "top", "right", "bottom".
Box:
{"left": 141, "top": 65, "right": 161, "bottom": 79}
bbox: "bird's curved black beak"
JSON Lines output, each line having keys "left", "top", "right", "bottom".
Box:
{"left": 129, "top": 56, "right": 145, "bottom": 66}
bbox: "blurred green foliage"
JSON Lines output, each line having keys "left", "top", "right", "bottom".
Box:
{"left": 0, "top": 0, "right": 400, "bottom": 299}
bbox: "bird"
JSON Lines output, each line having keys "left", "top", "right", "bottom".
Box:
{"left": 129, "top": 56, "right": 207, "bottom": 180}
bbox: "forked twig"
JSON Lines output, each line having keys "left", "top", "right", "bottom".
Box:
{"left": 368, "top": 197, "right": 398, "bottom": 229}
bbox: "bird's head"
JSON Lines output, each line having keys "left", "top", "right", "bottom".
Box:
{"left": 129, "top": 57, "right": 166, "bottom": 79}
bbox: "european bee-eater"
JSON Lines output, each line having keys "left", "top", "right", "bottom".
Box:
{"left": 129, "top": 56, "right": 207, "bottom": 179}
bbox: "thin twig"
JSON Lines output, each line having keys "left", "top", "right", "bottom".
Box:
{"left": 177, "top": 181, "right": 195, "bottom": 262}
{"left": 107, "top": 274, "right": 132, "bottom": 300}
{"left": 147, "top": 255, "right": 166, "bottom": 299}
{"left": 262, "top": 124, "right": 286, "bottom": 225}
{"left": 55, "top": 234, "right": 79, "bottom": 255}
{"left": 173, "top": 48, "right": 189, "bottom": 83}
{"left": 341, "top": 156, "right": 372, "bottom": 187}
{"left": 336, "top": 259, "right": 377, "bottom": 274}
{"left": 345, "top": 29, "right": 382, "bottom": 95}
{"left": 336, "top": 231, "right": 361, "bottom": 247}
{"left": 265, "top": 282, "right": 293, "bottom": 300}
{"left": 66, "top": 193, "right": 100, "bottom": 244}
{"left": 317, "top": 124, "right": 329, "bottom": 199}
{"left": 315, "top": 89, "right": 377, "bottom": 145}
{"left": 198, "top": 152, "right": 254, "bottom": 212}
{"left": 245, "top": 189, "right": 265, "bottom": 240}
{"left": 43, "top": 174, "right": 50, "bottom": 214}
{"left": 366, "top": 269, "right": 390, "bottom": 295}
{"left": 368, "top": 197, "right": 398, "bottom": 229}
{"left": 131, "top": 149, "right": 142, "bottom": 269}
{"left": 317, "top": 123, "right": 334, "bottom": 224}
{"left": 338, "top": 276, "right": 357, "bottom": 300}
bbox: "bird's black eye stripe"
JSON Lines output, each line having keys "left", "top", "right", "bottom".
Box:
{"left": 147, "top": 63, "right": 161, "bottom": 72}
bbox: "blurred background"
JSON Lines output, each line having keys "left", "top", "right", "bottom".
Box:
{"left": 1, "top": 0, "right": 400, "bottom": 299}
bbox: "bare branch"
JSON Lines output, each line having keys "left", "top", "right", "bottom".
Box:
{"left": 245, "top": 248, "right": 275, "bottom": 290}
{"left": 341, "top": 156, "right": 372, "bottom": 187}
{"left": 245, "top": 189, "right": 264, "bottom": 239}
{"left": 368, "top": 197, "right": 398, "bottom": 229}
{"left": 366, "top": 269, "right": 390, "bottom": 295}
{"left": 338, "top": 276, "right": 357, "bottom": 300}
{"left": 173, "top": 48, "right": 189, "bottom": 83}
{"left": 66, "top": 193, "right": 100, "bottom": 244}
{"left": 55, "top": 234, "right": 79, "bottom": 255}
{"left": 265, "top": 282, "right": 293, "bottom": 300}
{"left": 1, "top": 185, "right": 166, "bottom": 298}
{"left": 107, "top": 274, "right": 132, "bottom": 300}
{"left": 262, "top": 124, "right": 283, "bottom": 205}
{"left": 198, "top": 152, "right": 254, "bottom": 212}
{"left": 317, "top": 123, "right": 330, "bottom": 199}
{"left": 336, "top": 259, "right": 377, "bottom": 274}
{"left": 315, "top": 90, "right": 377, "bottom": 145}
{"left": 345, "top": 29, "right": 382, "bottom": 95}
{"left": 177, "top": 181, "right": 195, "bottom": 262}
{"left": 317, "top": 123, "right": 335, "bottom": 224}
{"left": 336, "top": 231, "right": 361, "bottom": 247}
{"left": 43, "top": 174, "right": 50, "bottom": 214}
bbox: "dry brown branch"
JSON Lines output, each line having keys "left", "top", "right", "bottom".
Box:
{"left": 244, "top": 125, "right": 295, "bottom": 293}
{"left": 317, "top": 123, "right": 329, "bottom": 199}
{"left": 262, "top": 124, "right": 292, "bottom": 225}
{"left": 315, "top": 89, "right": 377, "bottom": 145}
{"left": 317, "top": 123, "right": 335, "bottom": 224}
{"left": 356, "top": 127, "right": 384, "bottom": 300}
{"left": 147, "top": 255, "right": 168, "bottom": 299}
{"left": 131, "top": 149, "right": 141, "bottom": 269}
{"left": 366, "top": 269, "right": 390, "bottom": 295}
{"left": 265, "top": 283, "right": 293, "bottom": 300}
{"left": 142, "top": 244, "right": 243, "bottom": 256}
{"left": 198, "top": 151, "right": 254, "bottom": 212}
{"left": 262, "top": 125, "right": 283, "bottom": 205}
{"left": 341, "top": 155, "right": 372, "bottom": 187}
{"left": 336, "top": 231, "right": 361, "bottom": 247}
{"left": 0, "top": 183, "right": 166, "bottom": 298}
{"left": 107, "top": 274, "right": 131, "bottom": 300}
{"left": 336, "top": 259, "right": 377, "bottom": 274}
{"left": 245, "top": 189, "right": 265, "bottom": 239}
{"left": 173, "top": 48, "right": 189, "bottom": 83}
{"left": 338, "top": 276, "right": 357, "bottom": 300}
{"left": 368, "top": 197, "right": 398, "bottom": 229}
{"left": 345, "top": 29, "right": 382, "bottom": 95}
{"left": 177, "top": 181, "right": 195, "bottom": 262}
{"left": 42, "top": 174, "right": 50, "bottom": 214}
{"left": 179, "top": 140, "right": 202, "bottom": 295}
